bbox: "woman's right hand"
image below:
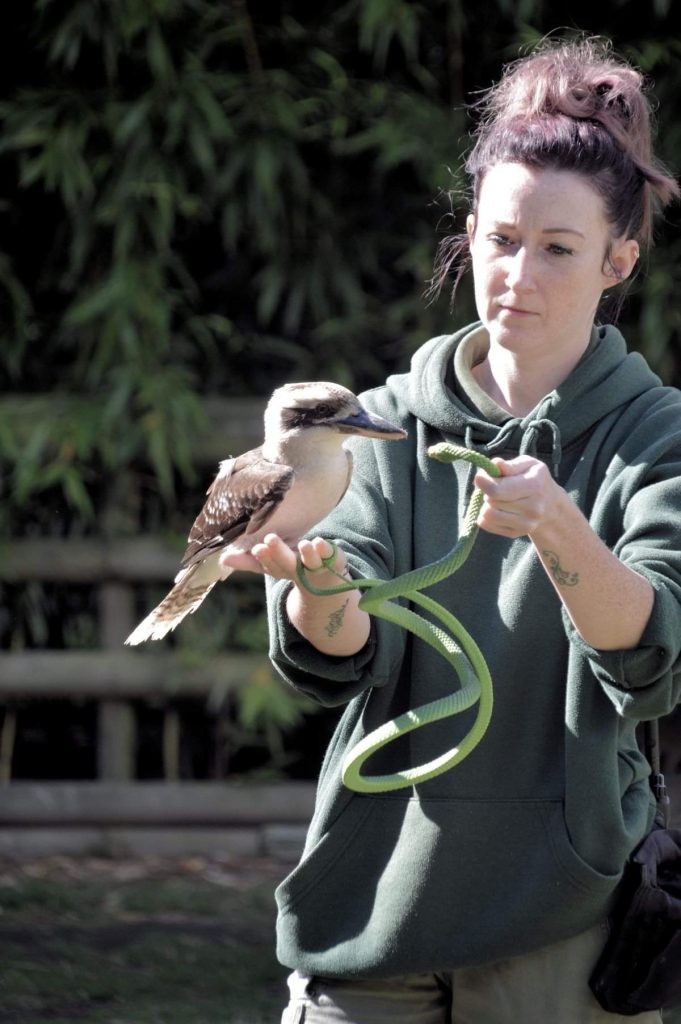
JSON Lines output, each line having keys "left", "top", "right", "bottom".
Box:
{"left": 251, "top": 533, "right": 349, "bottom": 583}
{"left": 219, "top": 533, "right": 348, "bottom": 581}
{"left": 242, "top": 533, "right": 370, "bottom": 657}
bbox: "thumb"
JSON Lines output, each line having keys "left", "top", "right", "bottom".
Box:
{"left": 489, "top": 455, "right": 538, "bottom": 476}
{"left": 474, "top": 456, "right": 508, "bottom": 488}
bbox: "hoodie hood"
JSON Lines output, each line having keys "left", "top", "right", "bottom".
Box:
{"left": 391, "top": 322, "right": 663, "bottom": 474}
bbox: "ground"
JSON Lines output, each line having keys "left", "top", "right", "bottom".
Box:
{"left": 0, "top": 853, "right": 290, "bottom": 1024}
{"left": 5, "top": 853, "right": 680, "bottom": 1023}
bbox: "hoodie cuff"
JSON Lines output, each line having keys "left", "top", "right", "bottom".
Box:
{"left": 266, "top": 576, "right": 403, "bottom": 708}
{"left": 561, "top": 581, "right": 674, "bottom": 692}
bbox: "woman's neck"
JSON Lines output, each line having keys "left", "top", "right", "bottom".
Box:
{"left": 472, "top": 341, "right": 588, "bottom": 418}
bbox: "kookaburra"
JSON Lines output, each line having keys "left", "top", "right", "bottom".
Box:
{"left": 125, "top": 381, "right": 407, "bottom": 644}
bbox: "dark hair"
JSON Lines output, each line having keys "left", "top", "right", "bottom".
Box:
{"left": 430, "top": 37, "right": 679, "bottom": 304}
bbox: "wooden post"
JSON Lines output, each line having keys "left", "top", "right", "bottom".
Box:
{"left": 97, "top": 583, "right": 137, "bottom": 780}
{"left": 97, "top": 473, "right": 139, "bottom": 781}
{"left": 162, "top": 707, "right": 181, "bottom": 781}
{"left": 0, "top": 707, "right": 17, "bottom": 785}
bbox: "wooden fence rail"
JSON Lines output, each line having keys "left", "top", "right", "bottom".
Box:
{"left": 0, "top": 781, "right": 315, "bottom": 826}
{"left": 0, "top": 781, "right": 316, "bottom": 860}
{"left": 0, "top": 651, "right": 266, "bottom": 699}
{"left": 0, "top": 538, "right": 180, "bottom": 583}
{"left": 0, "top": 395, "right": 311, "bottom": 858}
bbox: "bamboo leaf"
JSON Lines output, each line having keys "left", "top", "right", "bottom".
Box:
{"left": 146, "top": 23, "right": 175, "bottom": 84}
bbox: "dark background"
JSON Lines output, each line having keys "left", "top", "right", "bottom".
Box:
{"left": 2, "top": 1, "right": 680, "bottom": 780}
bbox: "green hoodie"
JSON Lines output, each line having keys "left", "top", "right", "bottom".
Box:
{"left": 266, "top": 323, "right": 681, "bottom": 978}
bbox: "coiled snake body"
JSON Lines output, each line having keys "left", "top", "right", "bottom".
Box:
{"left": 296, "top": 443, "right": 501, "bottom": 794}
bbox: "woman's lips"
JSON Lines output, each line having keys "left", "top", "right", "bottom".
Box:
{"left": 499, "top": 305, "right": 537, "bottom": 316}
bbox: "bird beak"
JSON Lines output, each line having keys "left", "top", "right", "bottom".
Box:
{"left": 334, "top": 407, "right": 407, "bottom": 440}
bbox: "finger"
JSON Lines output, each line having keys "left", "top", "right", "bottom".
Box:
{"left": 299, "top": 537, "right": 348, "bottom": 575}
{"left": 251, "top": 534, "right": 298, "bottom": 579}
{"left": 259, "top": 533, "right": 297, "bottom": 561}
{"left": 475, "top": 472, "right": 522, "bottom": 501}
{"left": 219, "top": 550, "right": 265, "bottom": 574}
{"left": 476, "top": 453, "right": 547, "bottom": 487}
{"left": 478, "top": 495, "right": 537, "bottom": 535}
{"left": 484, "top": 501, "right": 524, "bottom": 518}
{"left": 477, "top": 508, "right": 527, "bottom": 538}
{"left": 297, "top": 538, "right": 323, "bottom": 570}
{"left": 474, "top": 457, "right": 514, "bottom": 493}
{"left": 494, "top": 455, "right": 542, "bottom": 476}
{"left": 476, "top": 468, "right": 542, "bottom": 503}
{"left": 311, "top": 536, "right": 336, "bottom": 560}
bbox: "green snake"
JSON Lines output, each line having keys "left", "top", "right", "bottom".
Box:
{"left": 295, "top": 442, "right": 501, "bottom": 793}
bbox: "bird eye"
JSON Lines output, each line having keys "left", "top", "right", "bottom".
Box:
{"left": 315, "top": 403, "right": 334, "bottom": 417}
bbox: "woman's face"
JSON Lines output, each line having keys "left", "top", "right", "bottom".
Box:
{"left": 467, "top": 162, "right": 638, "bottom": 366}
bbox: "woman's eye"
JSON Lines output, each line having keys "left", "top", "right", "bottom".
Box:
{"left": 489, "top": 233, "right": 512, "bottom": 246}
{"left": 547, "top": 243, "right": 573, "bottom": 256}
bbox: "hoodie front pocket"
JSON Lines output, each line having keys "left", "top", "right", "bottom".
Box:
{"left": 277, "top": 795, "right": 376, "bottom": 912}
{"left": 276, "top": 795, "right": 622, "bottom": 977}
{"left": 540, "top": 801, "right": 621, "bottom": 893}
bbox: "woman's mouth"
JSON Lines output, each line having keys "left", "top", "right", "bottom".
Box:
{"left": 499, "top": 304, "right": 537, "bottom": 317}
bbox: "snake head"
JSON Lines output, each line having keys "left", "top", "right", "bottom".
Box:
{"left": 427, "top": 442, "right": 462, "bottom": 463}
{"left": 427, "top": 443, "right": 501, "bottom": 477}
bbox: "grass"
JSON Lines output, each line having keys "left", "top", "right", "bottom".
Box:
{"left": 4, "top": 858, "right": 680, "bottom": 1024}
{"left": 0, "top": 858, "right": 289, "bottom": 1023}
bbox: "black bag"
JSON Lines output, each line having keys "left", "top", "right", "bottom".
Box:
{"left": 589, "top": 721, "right": 681, "bottom": 1015}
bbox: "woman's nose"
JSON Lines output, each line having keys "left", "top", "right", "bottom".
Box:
{"left": 505, "top": 248, "right": 536, "bottom": 291}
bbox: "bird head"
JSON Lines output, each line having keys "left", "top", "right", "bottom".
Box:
{"left": 266, "top": 382, "right": 407, "bottom": 441}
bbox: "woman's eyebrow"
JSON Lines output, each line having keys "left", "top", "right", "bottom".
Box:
{"left": 487, "top": 221, "right": 585, "bottom": 239}
{"left": 542, "top": 227, "right": 585, "bottom": 237}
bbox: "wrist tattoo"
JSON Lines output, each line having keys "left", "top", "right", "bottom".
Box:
{"left": 326, "top": 598, "right": 350, "bottom": 637}
{"left": 542, "top": 549, "right": 579, "bottom": 587}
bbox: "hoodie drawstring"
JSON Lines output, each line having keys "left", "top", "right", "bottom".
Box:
{"left": 519, "top": 418, "right": 563, "bottom": 478}
{"left": 462, "top": 416, "right": 563, "bottom": 480}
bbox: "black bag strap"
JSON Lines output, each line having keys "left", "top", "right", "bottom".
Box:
{"left": 643, "top": 718, "right": 671, "bottom": 828}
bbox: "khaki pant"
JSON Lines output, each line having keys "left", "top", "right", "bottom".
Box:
{"left": 281, "top": 923, "right": 663, "bottom": 1023}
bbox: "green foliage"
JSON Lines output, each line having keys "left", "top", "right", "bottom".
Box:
{"left": 2, "top": 1, "right": 680, "bottom": 520}
{"left": 2, "top": 0, "right": 680, "bottom": 773}
{"left": 235, "top": 660, "right": 317, "bottom": 769}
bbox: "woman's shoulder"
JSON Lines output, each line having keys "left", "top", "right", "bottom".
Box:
{"left": 358, "top": 377, "right": 413, "bottom": 427}
{"left": 358, "top": 326, "right": 476, "bottom": 429}
{"left": 630, "top": 381, "right": 681, "bottom": 428}
{"left": 609, "top": 383, "right": 681, "bottom": 473}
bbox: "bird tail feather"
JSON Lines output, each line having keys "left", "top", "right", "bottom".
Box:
{"left": 125, "top": 563, "right": 232, "bottom": 645}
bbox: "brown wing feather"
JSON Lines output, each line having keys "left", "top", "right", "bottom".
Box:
{"left": 180, "top": 448, "right": 294, "bottom": 568}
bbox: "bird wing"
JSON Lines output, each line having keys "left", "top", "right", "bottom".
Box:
{"left": 180, "top": 447, "right": 294, "bottom": 568}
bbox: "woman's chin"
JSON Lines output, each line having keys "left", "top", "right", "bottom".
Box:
{"left": 485, "top": 321, "right": 540, "bottom": 352}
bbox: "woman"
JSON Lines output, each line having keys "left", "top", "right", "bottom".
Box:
{"left": 223, "top": 38, "right": 681, "bottom": 1022}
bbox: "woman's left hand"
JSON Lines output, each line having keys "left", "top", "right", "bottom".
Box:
{"left": 474, "top": 455, "right": 561, "bottom": 539}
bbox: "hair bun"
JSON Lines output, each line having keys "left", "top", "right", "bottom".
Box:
{"left": 429, "top": 36, "right": 679, "bottom": 306}
{"left": 483, "top": 41, "right": 646, "bottom": 157}
{"left": 468, "top": 36, "right": 679, "bottom": 248}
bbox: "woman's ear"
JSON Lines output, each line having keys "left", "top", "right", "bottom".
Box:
{"left": 466, "top": 213, "right": 476, "bottom": 244}
{"left": 605, "top": 238, "right": 640, "bottom": 287}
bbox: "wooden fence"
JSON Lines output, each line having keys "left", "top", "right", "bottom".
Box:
{"left": 0, "top": 395, "right": 317, "bottom": 858}
{"left": 1, "top": 394, "right": 680, "bottom": 859}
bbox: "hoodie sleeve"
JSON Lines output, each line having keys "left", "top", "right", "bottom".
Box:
{"left": 265, "top": 390, "right": 411, "bottom": 708}
{"left": 563, "top": 441, "right": 681, "bottom": 720}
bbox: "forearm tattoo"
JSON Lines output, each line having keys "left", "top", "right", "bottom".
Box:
{"left": 542, "top": 550, "right": 579, "bottom": 587}
{"left": 326, "top": 598, "right": 350, "bottom": 637}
